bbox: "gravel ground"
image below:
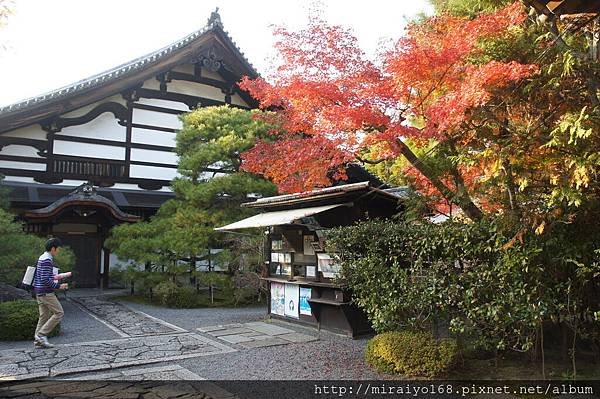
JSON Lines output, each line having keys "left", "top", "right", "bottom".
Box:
{"left": 0, "top": 295, "right": 121, "bottom": 351}
{"left": 115, "top": 299, "right": 267, "bottom": 331}
{"left": 1, "top": 292, "right": 394, "bottom": 381}
{"left": 178, "top": 330, "right": 394, "bottom": 380}
{"left": 113, "top": 299, "right": 395, "bottom": 380}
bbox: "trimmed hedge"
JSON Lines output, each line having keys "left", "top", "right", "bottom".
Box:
{"left": 365, "top": 331, "right": 458, "bottom": 377}
{"left": 0, "top": 300, "right": 60, "bottom": 341}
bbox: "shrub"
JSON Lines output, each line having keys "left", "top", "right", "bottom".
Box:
{"left": 167, "top": 286, "right": 200, "bottom": 308}
{"left": 0, "top": 300, "right": 60, "bottom": 341}
{"left": 328, "top": 217, "right": 600, "bottom": 354}
{"left": 154, "top": 280, "right": 179, "bottom": 306}
{"left": 154, "top": 280, "right": 201, "bottom": 308}
{"left": 365, "top": 331, "right": 458, "bottom": 377}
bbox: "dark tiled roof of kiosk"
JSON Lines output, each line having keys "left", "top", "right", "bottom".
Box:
{"left": 0, "top": 10, "right": 258, "bottom": 117}
{"left": 242, "top": 181, "right": 407, "bottom": 208}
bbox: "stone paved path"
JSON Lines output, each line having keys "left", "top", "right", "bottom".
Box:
{"left": 0, "top": 291, "right": 321, "bottom": 397}
{"left": 62, "top": 364, "right": 204, "bottom": 381}
{"left": 0, "top": 333, "right": 235, "bottom": 380}
{"left": 0, "top": 379, "right": 239, "bottom": 399}
{"left": 70, "top": 296, "right": 185, "bottom": 337}
{"left": 198, "top": 322, "right": 317, "bottom": 348}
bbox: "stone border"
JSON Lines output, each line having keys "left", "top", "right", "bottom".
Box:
{"left": 0, "top": 333, "right": 236, "bottom": 381}
{"left": 67, "top": 298, "right": 130, "bottom": 338}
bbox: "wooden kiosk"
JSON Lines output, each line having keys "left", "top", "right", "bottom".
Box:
{"left": 216, "top": 181, "right": 405, "bottom": 337}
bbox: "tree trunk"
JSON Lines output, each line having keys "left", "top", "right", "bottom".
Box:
{"left": 396, "top": 139, "right": 484, "bottom": 221}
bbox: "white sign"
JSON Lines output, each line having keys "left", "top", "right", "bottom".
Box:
{"left": 270, "top": 282, "right": 285, "bottom": 316}
{"left": 284, "top": 284, "right": 300, "bottom": 319}
{"left": 303, "top": 235, "right": 315, "bottom": 255}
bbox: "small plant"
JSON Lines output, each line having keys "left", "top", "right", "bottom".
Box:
{"left": 365, "top": 331, "right": 458, "bottom": 377}
{"left": 0, "top": 300, "right": 59, "bottom": 341}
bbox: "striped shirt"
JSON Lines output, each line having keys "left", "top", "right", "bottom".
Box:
{"left": 33, "top": 252, "right": 60, "bottom": 294}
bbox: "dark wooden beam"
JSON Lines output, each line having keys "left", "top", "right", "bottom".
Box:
{"left": 0, "top": 167, "right": 171, "bottom": 188}
{"left": 130, "top": 160, "right": 178, "bottom": 169}
{"left": 0, "top": 136, "right": 48, "bottom": 154}
{"left": 136, "top": 88, "right": 224, "bottom": 109}
{"left": 130, "top": 123, "right": 178, "bottom": 134}
{"left": 132, "top": 103, "right": 186, "bottom": 115}
{"left": 125, "top": 94, "right": 134, "bottom": 178}
{"left": 53, "top": 133, "right": 174, "bottom": 152}
{"left": 0, "top": 154, "right": 46, "bottom": 164}
{"left": 168, "top": 71, "right": 233, "bottom": 92}
{"left": 40, "top": 102, "right": 128, "bottom": 133}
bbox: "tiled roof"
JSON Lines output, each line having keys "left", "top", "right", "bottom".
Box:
{"left": 0, "top": 10, "right": 258, "bottom": 117}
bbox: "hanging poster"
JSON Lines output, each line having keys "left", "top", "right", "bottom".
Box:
{"left": 299, "top": 287, "right": 312, "bottom": 315}
{"left": 317, "top": 253, "right": 340, "bottom": 278}
{"left": 270, "top": 282, "right": 285, "bottom": 316}
{"left": 303, "top": 235, "right": 315, "bottom": 255}
{"left": 284, "top": 284, "right": 300, "bottom": 319}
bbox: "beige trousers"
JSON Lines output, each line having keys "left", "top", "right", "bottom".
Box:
{"left": 35, "top": 293, "right": 64, "bottom": 337}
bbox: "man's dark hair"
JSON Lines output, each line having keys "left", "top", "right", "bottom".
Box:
{"left": 45, "top": 237, "right": 62, "bottom": 252}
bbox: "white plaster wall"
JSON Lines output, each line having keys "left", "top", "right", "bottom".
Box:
{"left": 132, "top": 108, "right": 183, "bottom": 130}
{"left": 0, "top": 144, "right": 43, "bottom": 158}
{"left": 135, "top": 97, "right": 189, "bottom": 112}
{"left": 131, "top": 148, "right": 178, "bottom": 165}
{"left": 0, "top": 176, "right": 36, "bottom": 183}
{"left": 58, "top": 113, "right": 126, "bottom": 142}
{"left": 172, "top": 63, "right": 195, "bottom": 75}
{"left": 230, "top": 93, "right": 250, "bottom": 108}
{"left": 108, "top": 253, "right": 143, "bottom": 270}
{"left": 56, "top": 179, "right": 88, "bottom": 186}
{"left": 111, "top": 182, "right": 173, "bottom": 192}
{"left": 201, "top": 67, "right": 225, "bottom": 82}
{"left": 1, "top": 125, "right": 47, "bottom": 140}
{"left": 129, "top": 164, "right": 179, "bottom": 180}
{"left": 141, "top": 78, "right": 162, "bottom": 90}
{"left": 0, "top": 160, "right": 46, "bottom": 171}
{"left": 60, "top": 95, "right": 127, "bottom": 118}
{"left": 131, "top": 127, "right": 177, "bottom": 147}
{"left": 196, "top": 249, "right": 227, "bottom": 272}
{"left": 167, "top": 80, "right": 225, "bottom": 102}
{"left": 54, "top": 140, "right": 125, "bottom": 160}
{"left": 110, "top": 183, "right": 145, "bottom": 190}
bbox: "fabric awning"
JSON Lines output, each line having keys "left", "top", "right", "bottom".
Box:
{"left": 215, "top": 204, "right": 347, "bottom": 231}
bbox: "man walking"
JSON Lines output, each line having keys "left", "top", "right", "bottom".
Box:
{"left": 33, "top": 238, "right": 68, "bottom": 349}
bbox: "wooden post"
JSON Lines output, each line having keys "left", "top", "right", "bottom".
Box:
{"left": 208, "top": 249, "right": 213, "bottom": 304}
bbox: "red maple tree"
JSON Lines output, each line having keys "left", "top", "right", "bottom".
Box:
{"left": 239, "top": 2, "right": 536, "bottom": 220}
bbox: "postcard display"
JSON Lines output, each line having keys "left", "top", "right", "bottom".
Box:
{"left": 265, "top": 226, "right": 369, "bottom": 337}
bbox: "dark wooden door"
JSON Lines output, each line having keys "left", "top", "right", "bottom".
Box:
{"left": 59, "top": 235, "right": 100, "bottom": 288}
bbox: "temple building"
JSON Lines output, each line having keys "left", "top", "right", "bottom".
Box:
{"left": 0, "top": 10, "right": 258, "bottom": 287}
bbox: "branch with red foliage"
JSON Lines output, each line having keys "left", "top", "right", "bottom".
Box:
{"left": 239, "top": 2, "right": 537, "bottom": 221}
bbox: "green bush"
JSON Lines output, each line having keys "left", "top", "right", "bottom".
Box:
{"left": 168, "top": 286, "right": 200, "bottom": 308}
{"left": 365, "top": 331, "right": 458, "bottom": 377}
{"left": 0, "top": 300, "right": 60, "bottom": 341}
{"left": 327, "top": 216, "right": 600, "bottom": 353}
{"left": 154, "top": 280, "right": 201, "bottom": 308}
{"left": 154, "top": 280, "right": 179, "bottom": 306}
